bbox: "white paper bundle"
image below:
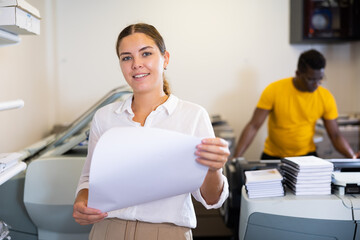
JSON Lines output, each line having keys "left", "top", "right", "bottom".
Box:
{"left": 245, "top": 168, "right": 284, "bottom": 198}
{"left": 281, "top": 156, "right": 333, "bottom": 195}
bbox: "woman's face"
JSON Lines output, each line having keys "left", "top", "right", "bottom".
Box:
{"left": 118, "top": 33, "right": 169, "bottom": 95}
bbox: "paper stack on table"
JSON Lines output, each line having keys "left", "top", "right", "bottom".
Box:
{"left": 245, "top": 168, "right": 284, "bottom": 198}
{"left": 281, "top": 156, "right": 333, "bottom": 195}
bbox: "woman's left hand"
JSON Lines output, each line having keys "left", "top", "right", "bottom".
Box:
{"left": 195, "top": 138, "right": 230, "bottom": 171}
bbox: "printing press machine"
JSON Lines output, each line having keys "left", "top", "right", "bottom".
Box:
{"left": 316, "top": 113, "right": 360, "bottom": 159}
{"left": 222, "top": 158, "right": 282, "bottom": 238}
{"left": 0, "top": 86, "right": 132, "bottom": 240}
{"left": 223, "top": 158, "right": 360, "bottom": 240}
{"left": 0, "top": 86, "right": 236, "bottom": 240}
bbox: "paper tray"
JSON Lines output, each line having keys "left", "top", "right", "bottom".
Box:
{"left": 332, "top": 172, "right": 360, "bottom": 186}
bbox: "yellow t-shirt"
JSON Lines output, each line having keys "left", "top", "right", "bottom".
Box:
{"left": 257, "top": 77, "right": 338, "bottom": 158}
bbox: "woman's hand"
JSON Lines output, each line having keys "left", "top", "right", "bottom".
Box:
{"left": 196, "top": 137, "right": 230, "bottom": 204}
{"left": 73, "top": 189, "right": 108, "bottom": 225}
{"left": 195, "top": 137, "right": 230, "bottom": 171}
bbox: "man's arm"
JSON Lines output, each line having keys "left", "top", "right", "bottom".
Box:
{"left": 322, "top": 118, "right": 357, "bottom": 158}
{"left": 234, "top": 108, "right": 270, "bottom": 158}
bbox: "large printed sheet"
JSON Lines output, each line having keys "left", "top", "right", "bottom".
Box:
{"left": 88, "top": 127, "right": 208, "bottom": 212}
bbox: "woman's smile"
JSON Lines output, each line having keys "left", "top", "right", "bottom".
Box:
{"left": 133, "top": 73, "right": 150, "bottom": 79}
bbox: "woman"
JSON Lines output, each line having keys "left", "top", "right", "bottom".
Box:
{"left": 73, "top": 23, "right": 230, "bottom": 240}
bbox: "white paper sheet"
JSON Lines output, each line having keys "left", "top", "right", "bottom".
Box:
{"left": 88, "top": 127, "right": 208, "bottom": 212}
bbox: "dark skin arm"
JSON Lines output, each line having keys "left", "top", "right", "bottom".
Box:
{"left": 234, "top": 108, "right": 270, "bottom": 158}
{"left": 323, "top": 118, "right": 360, "bottom": 158}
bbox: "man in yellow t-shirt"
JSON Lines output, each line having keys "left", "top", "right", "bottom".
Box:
{"left": 234, "top": 49, "right": 360, "bottom": 160}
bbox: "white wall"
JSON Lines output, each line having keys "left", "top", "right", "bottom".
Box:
{"left": 1, "top": 0, "right": 360, "bottom": 159}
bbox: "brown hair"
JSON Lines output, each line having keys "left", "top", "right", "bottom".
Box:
{"left": 116, "top": 23, "right": 171, "bottom": 95}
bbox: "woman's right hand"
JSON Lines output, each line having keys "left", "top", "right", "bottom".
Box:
{"left": 73, "top": 189, "right": 108, "bottom": 225}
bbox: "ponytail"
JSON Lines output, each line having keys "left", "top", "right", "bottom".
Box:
{"left": 163, "top": 77, "right": 171, "bottom": 95}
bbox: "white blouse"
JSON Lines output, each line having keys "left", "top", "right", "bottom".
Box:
{"left": 76, "top": 94, "right": 229, "bottom": 228}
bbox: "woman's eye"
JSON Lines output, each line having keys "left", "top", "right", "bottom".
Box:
{"left": 143, "top": 52, "right": 152, "bottom": 57}
{"left": 121, "top": 56, "right": 131, "bottom": 61}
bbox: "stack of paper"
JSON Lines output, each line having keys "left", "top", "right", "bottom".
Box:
{"left": 245, "top": 168, "right": 284, "bottom": 198}
{"left": 281, "top": 156, "right": 333, "bottom": 195}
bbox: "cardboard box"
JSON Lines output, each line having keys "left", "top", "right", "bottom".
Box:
{"left": 0, "top": 6, "right": 40, "bottom": 35}
{"left": 0, "top": 0, "right": 40, "bottom": 18}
